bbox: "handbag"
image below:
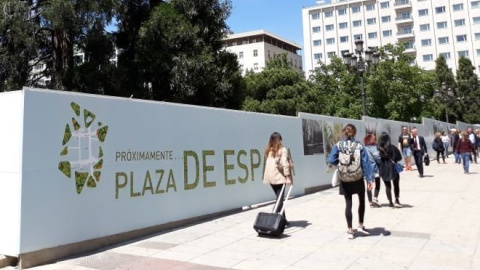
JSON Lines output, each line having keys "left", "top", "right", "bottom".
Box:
{"left": 331, "top": 169, "right": 340, "bottom": 187}
{"left": 424, "top": 154, "right": 430, "bottom": 166}
{"left": 392, "top": 160, "right": 403, "bottom": 173}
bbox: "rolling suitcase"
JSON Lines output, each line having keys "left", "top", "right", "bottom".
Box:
{"left": 253, "top": 184, "right": 293, "bottom": 237}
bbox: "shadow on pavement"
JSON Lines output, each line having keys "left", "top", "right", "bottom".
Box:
{"left": 356, "top": 227, "right": 391, "bottom": 237}
{"left": 288, "top": 220, "right": 312, "bottom": 228}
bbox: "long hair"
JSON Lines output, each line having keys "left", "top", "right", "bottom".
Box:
{"left": 343, "top": 124, "right": 357, "bottom": 139}
{"left": 265, "top": 132, "right": 283, "bottom": 158}
{"left": 378, "top": 132, "right": 391, "bottom": 159}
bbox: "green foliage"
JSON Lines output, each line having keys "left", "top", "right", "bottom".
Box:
{"left": 242, "top": 54, "right": 322, "bottom": 116}
{"left": 455, "top": 57, "right": 480, "bottom": 123}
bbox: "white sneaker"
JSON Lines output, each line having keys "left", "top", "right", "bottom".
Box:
{"left": 347, "top": 231, "right": 355, "bottom": 239}
{"left": 357, "top": 226, "right": 370, "bottom": 235}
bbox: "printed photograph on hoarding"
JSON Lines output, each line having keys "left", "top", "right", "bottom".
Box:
{"left": 302, "top": 119, "right": 324, "bottom": 155}
{"left": 365, "top": 121, "right": 377, "bottom": 136}
{"left": 324, "top": 121, "right": 343, "bottom": 172}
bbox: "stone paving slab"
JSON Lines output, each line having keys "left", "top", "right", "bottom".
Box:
{"left": 2, "top": 157, "right": 480, "bottom": 270}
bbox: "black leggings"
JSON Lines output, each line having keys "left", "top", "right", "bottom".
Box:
{"left": 383, "top": 174, "right": 400, "bottom": 203}
{"left": 436, "top": 150, "right": 445, "bottom": 163}
{"left": 270, "top": 184, "right": 286, "bottom": 219}
{"left": 344, "top": 192, "right": 365, "bottom": 228}
{"left": 366, "top": 176, "right": 381, "bottom": 202}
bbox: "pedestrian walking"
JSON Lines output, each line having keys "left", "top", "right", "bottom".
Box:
{"left": 452, "top": 129, "right": 462, "bottom": 164}
{"left": 433, "top": 132, "right": 446, "bottom": 164}
{"left": 363, "top": 134, "right": 382, "bottom": 208}
{"left": 378, "top": 132, "right": 403, "bottom": 208}
{"left": 398, "top": 126, "right": 413, "bottom": 171}
{"left": 263, "top": 132, "right": 292, "bottom": 225}
{"left": 410, "top": 128, "right": 428, "bottom": 178}
{"left": 455, "top": 131, "right": 476, "bottom": 174}
{"left": 328, "top": 124, "right": 374, "bottom": 239}
{"left": 441, "top": 131, "right": 450, "bottom": 158}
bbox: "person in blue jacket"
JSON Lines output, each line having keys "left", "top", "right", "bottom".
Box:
{"left": 328, "top": 123, "right": 374, "bottom": 240}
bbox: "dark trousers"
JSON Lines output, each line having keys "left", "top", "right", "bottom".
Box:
{"left": 436, "top": 150, "right": 445, "bottom": 163}
{"left": 384, "top": 174, "right": 400, "bottom": 203}
{"left": 413, "top": 150, "right": 424, "bottom": 176}
{"left": 270, "top": 184, "right": 286, "bottom": 220}
{"left": 344, "top": 192, "right": 365, "bottom": 228}
{"left": 366, "top": 176, "right": 381, "bottom": 202}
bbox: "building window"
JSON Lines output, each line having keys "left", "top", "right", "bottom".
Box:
{"left": 326, "top": 24, "right": 334, "bottom": 31}
{"left": 435, "top": 6, "right": 446, "bottom": 13}
{"left": 405, "top": 41, "right": 414, "bottom": 49}
{"left": 381, "top": 16, "right": 391, "bottom": 23}
{"left": 313, "top": 26, "right": 321, "bottom": 33}
{"left": 456, "top": 35, "right": 467, "bottom": 42}
{"left": 477, "top": 49, "right": 480, "bottom": 56}
{"left": 254, "top": 63, "right": 258, "bottom": 70}
{"left": 338, "top": 8, "right": 347, "bottom": 15}
{"left": 472, "top": 1, "right": 480, "bottom": 8}
{"left": 452, "top": 3, "right": 463, "bottom": 11}
{"left": 367, "top": 18, "right": 376, "bottom": 25}
{"left": 327, "top": 52, "right": 336, "bottom": 58}
{"left": 473, "top": 17, "right": 480, "bottom": 24}
{"left": 421, "top": 39, "right": 432, "bottom": 46}
{"left": 339, "top": 22, "right": 348, "bottom": 29}
{"left": 340, "top": 36, "right": 349, "bottom": 43}
{"left": 437, "top": 21, "right": 447, "bottom": 29}
{"left": 366, "top": 4, "right": 375, "bottom": 10}
{"left": 418, "top": 9, "right": 428, "bottom": 16}
{"left": 439, "top": 52, "right": 451, "bottom": 59}
{"left": 423, "top": 54, "right": 433, "bottom": 62}
{"left": 231, "top": 41, "right": 237, "bottom": 46}
{"left": 475, "top": 33, "right": 480, "bottom": 40}
{"left": 314, "top": 53, "right": 323, "bottom": 60}
{"left": 326, "top": 38, "right": 335, "bottom": 44}
{"left": 313, "top": 39, "right": 322, "bottom": 46}
{"left": 253, "top": 50, "right": 258, "bottom": 57}
{"left": 352, "top": 6, "right": 361, "bottom": 13}
{"left": 458, "top": 50, "right": 469, "bottom": 58}
{"left": 251, "top": 39, "right": 256, "bottom": 43}
{"left": 239, "top": 52, "right": 243, "bottom": 59}
{"left": 454, "top": 19, "right": 465, "bottom": 26}
{"left": 383, "top": 30, "right": 392, "bottom": 37}
{"left": 368, "top": 32, "right": 377, "bottom": 39}
{"left": 353, "top": 20, "right": 362, "bottom": 27}
{"left": 420, "top": 24, "right": 430, "bottom": 31}
{"left": 380, "top": 2, "right": 389, "bottom": 8}
{"left": 353, "top": 34, "right": 363, "bottom": 40}
{"left": 242, "top": 40, "right": 247, "bottom": 44}
{"left": 325, "top": 10, "right": 333, "bottom": 17}
{"left": 312, "top": 13, "right": 320, "bottom": 20}
{"left": 438, "top": 37, "right": 449, "bottom": 44}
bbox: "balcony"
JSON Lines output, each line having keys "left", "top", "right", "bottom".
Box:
{"left": 396, "top": 30, "right": 415, "bottom": 38}
{"left": 395, "top": 15, "right": 413, "bottom": 23}
{"left": 404, "top": 45, "right": 416, "bottom": 53}
{"left": 394, "top": 0, "right": 412, "bottom": 9}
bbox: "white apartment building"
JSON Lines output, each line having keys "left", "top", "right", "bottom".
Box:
{"left": 223, "top": 30, "right": 303, "bottom": 76}
{"left": 302, "top": 0, "right": 480, "bottom": 77}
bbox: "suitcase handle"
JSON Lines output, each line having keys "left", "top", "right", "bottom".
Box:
{"left": 272, "top": 184, "right": 293, "bottom": 215}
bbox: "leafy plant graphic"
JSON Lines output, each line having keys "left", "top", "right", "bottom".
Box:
{"left": 58, "top": 102, "right": 109, "bottom": 194}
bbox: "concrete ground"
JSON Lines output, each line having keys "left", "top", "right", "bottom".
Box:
{"left": 3, "top": 156, "right": 480, "bottom": 270}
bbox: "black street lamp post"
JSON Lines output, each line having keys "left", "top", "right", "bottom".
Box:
{"left": 434, "top": 82, "right": 454, "bottom": 123}
{"left": 342, "top": 39, "right": 380, "bottom": 116}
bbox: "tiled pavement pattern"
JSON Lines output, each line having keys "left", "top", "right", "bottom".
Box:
{"left": 4, "top": 157, "right": 480, "bottom": 270}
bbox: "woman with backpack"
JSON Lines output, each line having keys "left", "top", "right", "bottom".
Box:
{"left": 328, "top": 124, "right": 374, "bottom": 239}
{"left": 363, "top": 134, "right": 382, "bottom": 208}
{"left": 433, "top": 132, "right": 446, "bottom": 164}
{"left": 378, "top": 132, "right": 403, "bottom": 208}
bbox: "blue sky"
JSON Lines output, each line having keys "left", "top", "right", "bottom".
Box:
{"left": 226, "top": 0, "right": 317, "bottom": 49}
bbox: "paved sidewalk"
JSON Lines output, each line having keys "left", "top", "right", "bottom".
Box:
{"left": 5, "top": 157, "right": 480, "bottom": 270}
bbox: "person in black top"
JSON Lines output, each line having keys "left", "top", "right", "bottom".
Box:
{"left": 378, "top": 132, "right": 403, "bottom": 208}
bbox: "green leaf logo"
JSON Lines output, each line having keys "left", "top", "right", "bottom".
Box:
{"left": 58, "top": 102, "right": 109, "bottom": 194}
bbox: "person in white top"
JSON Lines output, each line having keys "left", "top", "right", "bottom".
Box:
{"left": 440, "top": 131, "right": 450, "bottom": 158}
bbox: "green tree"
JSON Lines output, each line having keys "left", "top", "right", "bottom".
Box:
{"left": 433, "top": 55, "right": 457, "bottom": 122}
{"left": 367, "top": 43, "right": 435, "bottom": 121}
{"left": 455, "top": 57, "right": 480, "bottom": 123}
{"left": 242, "top": 54, "right": 321, "bottom": 116}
